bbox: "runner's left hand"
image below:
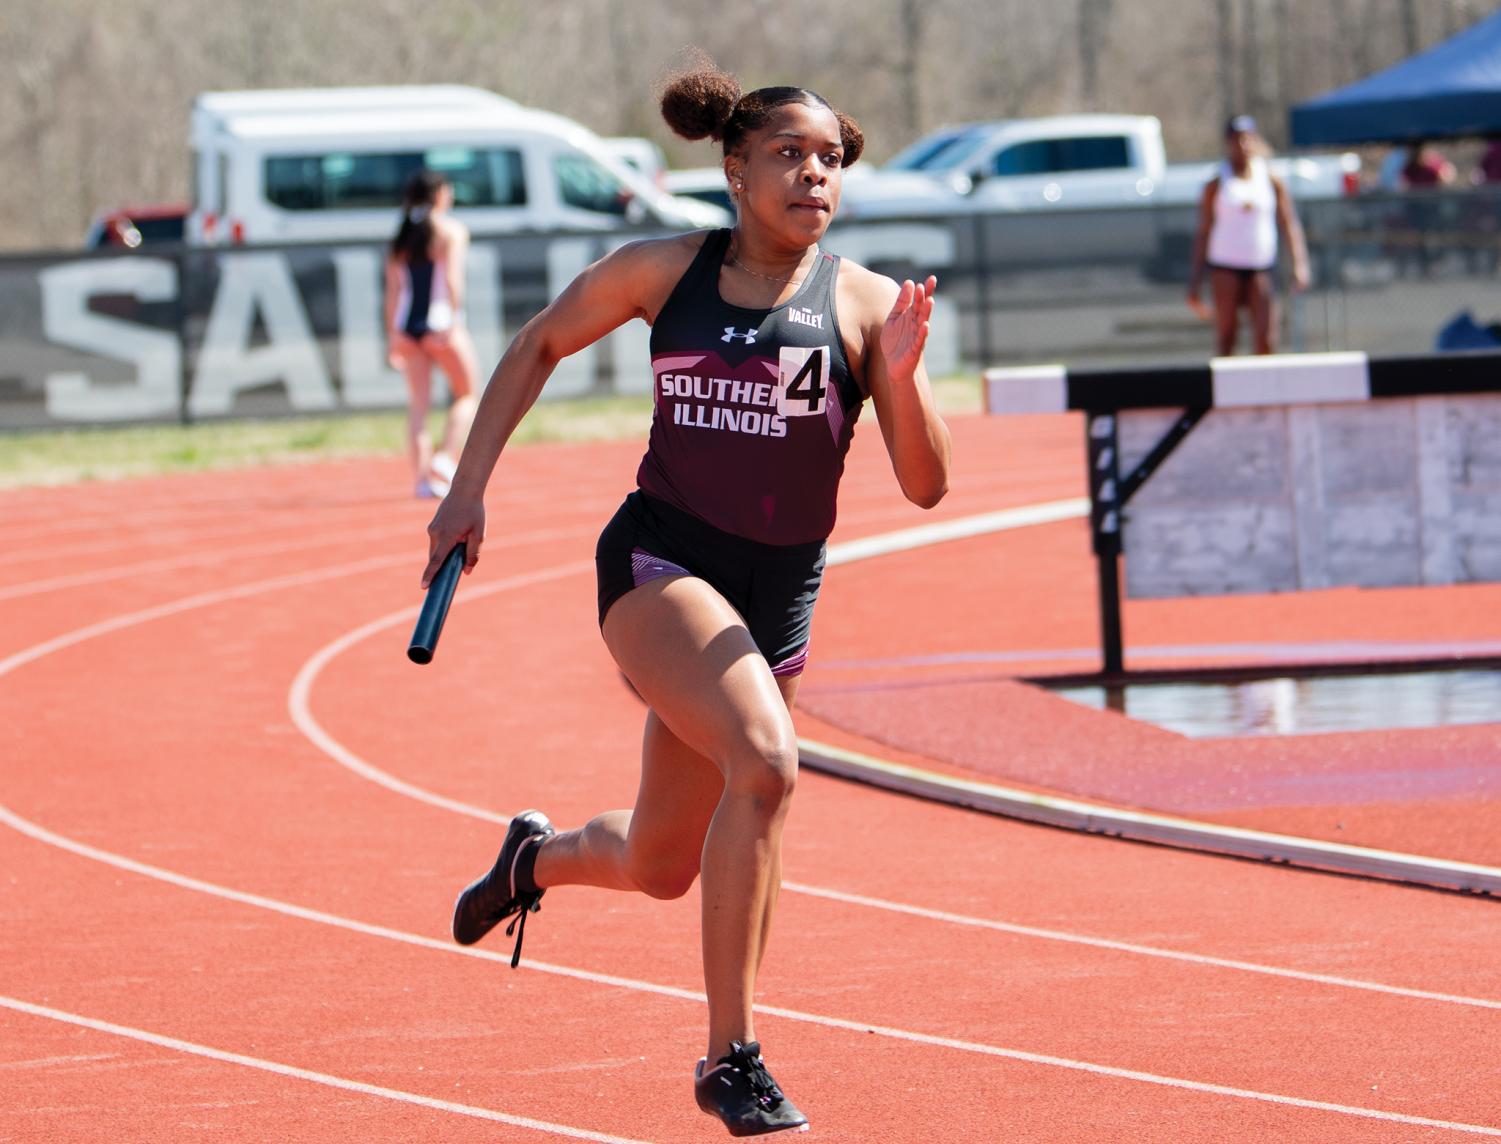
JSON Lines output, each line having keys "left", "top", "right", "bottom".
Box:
{"left": 880, "top": 275, "right": 936, "bottom": 382}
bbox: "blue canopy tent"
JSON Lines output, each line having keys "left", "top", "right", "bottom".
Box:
{"left": 1290, "top": 12, "right": 1501, "bottom": 145}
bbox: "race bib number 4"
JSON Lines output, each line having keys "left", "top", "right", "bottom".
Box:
{"left": 776, "top": 346, "right": 830, "bottom": 417}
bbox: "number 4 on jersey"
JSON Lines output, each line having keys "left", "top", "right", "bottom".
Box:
{"left": 776, "top": 346, "right": 830, "bottom": 417}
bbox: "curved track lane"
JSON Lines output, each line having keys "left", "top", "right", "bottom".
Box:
{"left": 3, "top": 419, "right": 1500, "bottom": 1142}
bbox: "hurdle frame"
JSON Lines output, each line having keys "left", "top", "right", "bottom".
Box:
{"left": 985, "top": 349, "right": 1501, "bottom": 677}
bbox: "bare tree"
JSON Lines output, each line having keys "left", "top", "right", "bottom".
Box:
{"left": 1078, "top": 0, "right": 1114, "bottom": 105}
{"left": 1272, "top": 0, "right": 1293, "bottom": 125}
{"left": 1214, "top": 0, "right": 1239, "bottom": 127}
{"left": 1400, "top": 0, "right": 1422, "bottom": 55}
{"left": 1240, "top": 0, "right": 1265, "bottom": 125}
{"left": 3, "top": 0, "right": 1501, "bottom": 250}
{"left": 1446, "top": 0, "right": 1482, "bottom": 35}
{"left": 897, "top": 0, "right": 925, "bottom": 139}
{"left": 1332, "top": 0, "right": 1377, "bottom": 84}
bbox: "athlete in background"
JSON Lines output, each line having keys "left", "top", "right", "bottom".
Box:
{"left": 386, "top": 169, "right": 479, "bottom": 498}
{"left": 1188, "top": 115, "right": 1311, "bottom": 356}
{"left": 425, "top": 61, "right": 950, "bottom": 1136}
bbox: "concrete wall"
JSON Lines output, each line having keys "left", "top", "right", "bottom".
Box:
{"left": 1121, "top": 394, "right": 1501, "bottom": 597}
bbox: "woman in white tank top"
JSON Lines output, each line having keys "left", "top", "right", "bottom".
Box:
{"left": 1187, "top": 116, "right": 1310, "bottom": 355}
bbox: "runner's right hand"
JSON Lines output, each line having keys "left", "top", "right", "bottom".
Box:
{"left": 423, "top": 493, "right": 485, "bottom": 587}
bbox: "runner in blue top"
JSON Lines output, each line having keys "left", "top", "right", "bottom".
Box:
{"left": 385, "top": 169, "right": 480, "bottom": 498}
{"left": 424, "top": 59, "right": 951, "bottom": 1137}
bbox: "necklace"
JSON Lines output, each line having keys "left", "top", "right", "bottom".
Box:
{"left": 726, "top": 244, "right": 816, "bottom": 285}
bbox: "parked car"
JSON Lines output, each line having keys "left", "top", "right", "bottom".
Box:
{"left": 662, "top": 163, "right": 972, "bottom": 222}
{"left": 188, "top": 85, "right": 729, "bottom": 246}
{"left": 662, "top": 166, "right": 732, "bottom": 213}
{"left": 602, "top": 136, "right": 669, "bottom": 187}
{"left": 85, "top": 202, "right": 189, "bottom": 249}
{"left": 884, "top": 115, "right": 1361, "bottom": 210}
{"left": 830, "top": 165, "right": 972, "bottom": 220}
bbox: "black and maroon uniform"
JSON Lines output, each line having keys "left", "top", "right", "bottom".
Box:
{"left": 596, "top": 229, "right": 863, "bottom": 676}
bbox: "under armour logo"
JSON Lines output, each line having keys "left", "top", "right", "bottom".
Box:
{"left": 722, "top": 327, "right": 757, "bottom": 344}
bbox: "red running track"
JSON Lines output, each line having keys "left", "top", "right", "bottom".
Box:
{"left": 2, "top": 416, "right": 1499, "bottom": 1142}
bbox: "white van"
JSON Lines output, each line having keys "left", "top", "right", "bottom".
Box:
{"left": 602, "top": 137, "right": 669, "bottom": 186}
{"left": 188, "top": 86, "right": 729, "bottom": 245}
{"left": 662, "top": 167, "right": 733, "bottom": 213}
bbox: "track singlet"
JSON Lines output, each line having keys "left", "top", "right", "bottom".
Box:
{"left": 637, "top": 229, "right": 863, "bottom": 545}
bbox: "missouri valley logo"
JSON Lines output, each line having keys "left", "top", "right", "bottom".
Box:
{"left": 787, "top": 306, "right": 824, "bottom": 330}
{"left": 721, "top": 327, "right": 758, "bottom": 344}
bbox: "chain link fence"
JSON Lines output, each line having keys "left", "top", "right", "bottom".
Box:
{"left": 2, "top": 188, "right": 1497, "bottom": 429}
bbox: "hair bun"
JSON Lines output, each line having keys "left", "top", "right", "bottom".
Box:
{"left": 835, "top": 112, "right": 865, "bottom": 167}
{"left": 661, "top": 66, "right": 742, "bottom": 142}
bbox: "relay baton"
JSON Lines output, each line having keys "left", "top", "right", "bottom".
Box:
{"left": 407, "top": 543, "right": 466, "bottom": 665}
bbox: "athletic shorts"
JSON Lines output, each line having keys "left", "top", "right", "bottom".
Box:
{"left": 595, "top": 491, "right": 827, "bottom": 678}
{"left": 1207, "top": 262, "right": 1275, "bottom": 286}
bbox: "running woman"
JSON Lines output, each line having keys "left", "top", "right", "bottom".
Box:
{"left": 426, "top": 62, "right": 951, "bottom": 1137}
{"left": 386, "top": 169, "right": 480, "bottom": 498}
{"left": 1187, "top": 115, "right": 1311, "bottom": 356}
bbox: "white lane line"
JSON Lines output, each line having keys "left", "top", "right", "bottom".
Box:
{"left": 825, "top": 498, "right": 1087, "bottom": 565}
{"left": 0, "top": 517, "right": 316, "bottom": 569}
{"left": 0, "top": 495, "right": 380, "bottom": 549}
{"left": 750, "top": 1003, "right": 1501, "bottom": 1138}
{"left": 294, "top": 620, "right": 1501, "bottom": 1011}
{"left": 0, "top": 995, "right": 650, "bottom": 1144}
{"left": 0, "top": 522, "right": 592, "bottom": 603}
{"left": 4, "top": 505, "right": 1497, "bottom": 1129}
{"left": 780, "top": 881, "right": 1501, "bottom": 1011}
{"left": 283, "top": 545, "right": 1501, "bottom": 1011}
{"left": 0, "top": 524, "right": 407, "bottom": 603}
{"left": 0, "top": 485, "right": 617, "bottom": 565}
{"left": 288, "top": 559, "right": 595, "bottom": 821}
{"left": 0, "top": 798, "right": 701, "bottom": 1001}
{"left": 3, "top": 802, "right": 1495, "bottom": 1138}
{"left": 5, "top": 508, "right": 1495, "bottom": 1013}
{"left": 0, "top": 490, "right": 453, "bottom": 568}
{"left": 0, "top": 554, "right": 416, "bottom": 679}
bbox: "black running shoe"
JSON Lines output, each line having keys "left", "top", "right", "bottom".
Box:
{"left": 694, "top": 1041, "right": 809, "bottom": 1137}
{"left": 452, "top": 810, "right": 555, "bottom": 966}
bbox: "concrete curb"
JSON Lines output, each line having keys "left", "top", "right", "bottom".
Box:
{"left": 798, "top": 737, "right": 1501, "bottom": 895}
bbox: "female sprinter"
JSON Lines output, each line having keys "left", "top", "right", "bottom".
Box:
{"left": 426, "top": 64, "right": 951, "bottom": 1137}
{"left": 1187, "top": 115, "right": 1311, "bottom": 356}
{"left": 386, "top": 168, "right": 480, "bottom": 497}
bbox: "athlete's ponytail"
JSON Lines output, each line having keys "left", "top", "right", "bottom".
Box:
{"left": 660, "top": 59, "right": 863, "bottom": 167}
{"left": 391, "top": 169, "right": 446, "bottom": 261}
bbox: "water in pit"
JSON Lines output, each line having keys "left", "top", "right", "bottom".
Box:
{"left": 1049, "top": 668, "right": 1501, "bottom": 739}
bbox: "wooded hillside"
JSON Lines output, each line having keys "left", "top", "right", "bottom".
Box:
{"left": 3, "top": 0, "right": 1495, "bottom": 249}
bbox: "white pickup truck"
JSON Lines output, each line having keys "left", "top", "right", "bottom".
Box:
{"left": 836, "top": 114, "right": 1360, "bottom": 220}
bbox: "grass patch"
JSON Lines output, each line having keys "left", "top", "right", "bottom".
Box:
{"left": 0, "top": 375, "right": 982, "bottom": 489}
